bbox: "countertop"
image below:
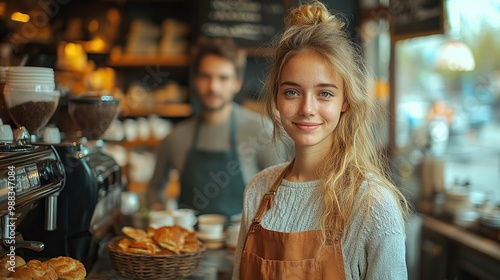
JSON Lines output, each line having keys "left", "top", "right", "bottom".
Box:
{"left": 86, "top": 244, "right": 235, "bottom": 280}
{"left": 418, "top": 200, "right": 500, "bottom": 262}
{"left": 422, "top": 215, "right": 500, "bottom": 261}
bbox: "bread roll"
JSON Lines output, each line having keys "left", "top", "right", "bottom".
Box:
{"left": 0, "top": 255, "right": 26, "bottom": 277}
{"left": 9, "top": 259, "right": 58, "bottom": 280}
{"left": 46, "top": 256, "right": 86, "bottom": 280}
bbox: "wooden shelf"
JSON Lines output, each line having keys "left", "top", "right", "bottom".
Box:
{"left": 107, "top": 54, "right": 189, "bottom": 67}
{"left": 107, "top": 47, "right": 271, "bottom": 68}
{"left": 127, "top": 181, "right": 148, "bottom": 193}
{"left": 120, "top": 138, "right": 161, "bottom": 149}
{"left": 120, "top": 103, "right": 192, "bottom": 118}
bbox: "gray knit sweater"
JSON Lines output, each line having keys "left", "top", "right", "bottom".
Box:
{"left": 232, "top": 163, "right": 408, "bottom": 280}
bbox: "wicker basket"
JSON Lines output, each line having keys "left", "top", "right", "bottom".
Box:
{"left": 107, "top": 236, "right": 206, "bottom": 279}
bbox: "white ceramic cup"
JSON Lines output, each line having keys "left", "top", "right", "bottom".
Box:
{"left": 173, "top": 208, "right": 197, "bottom": 231}
{"left": 120, "top": 191, "right": 140, "bottom": 215}
{"left": 197, "top": 214, "right": 226, "bottom": 236}
{"left": 230, "top": 213, "right": 242, "bottom": 224}
{"left": 149, "top": 210, "right": 175, "bottom": 228}
{"left": 226, "top": 223, "right": 240, "bottom": 248}
{"left": 123, "top": 118, "right": 137, "bottom": 141}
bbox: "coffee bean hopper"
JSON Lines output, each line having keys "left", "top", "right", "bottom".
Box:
{"left": 16, "top": 94, "right": 124, "bottom": 271}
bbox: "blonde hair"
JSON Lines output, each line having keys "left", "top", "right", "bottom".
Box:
{"left": 262, "top": 1, "right": 410, "bottom": 238}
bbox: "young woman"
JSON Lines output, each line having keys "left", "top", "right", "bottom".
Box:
{"left": 232, "top": 1, "right": 410, "bottom": 279}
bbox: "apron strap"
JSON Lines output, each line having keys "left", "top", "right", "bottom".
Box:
{"left": 252, "top": 160, "right": 294, "bottom": 225}
{"left": 229, "top": 108, "right": 237, "bottom": 154}
{"left": 191, "top": 118, "right": 202, "bottom": 151}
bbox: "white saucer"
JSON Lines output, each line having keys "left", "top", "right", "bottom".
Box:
{"left": 196, "top": 231, "right": 226, "bottom": 241}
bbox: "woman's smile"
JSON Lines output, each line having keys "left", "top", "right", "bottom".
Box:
{"left": 293, "top": 121, "right": 322, "bottom": 131}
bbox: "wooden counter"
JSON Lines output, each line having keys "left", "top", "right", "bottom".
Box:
{"left": 420, "top": 215, "right": 500, "bottom": 280}
{"left": 422, "top": 216, "right": 500, "bottom": 261}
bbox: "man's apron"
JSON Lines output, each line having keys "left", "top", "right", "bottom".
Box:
{"left": 240, "top": 162, "right": 346, "bottom": 280}
{"left": 178, "top": 110, "right": 246, "bottom": 218}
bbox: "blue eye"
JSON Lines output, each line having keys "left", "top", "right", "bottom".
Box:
{"left": 320, "top": 91, "right": 333, "bottom": 98}
{"left": 284, "top": 89, "right": 298, "bottom": 97}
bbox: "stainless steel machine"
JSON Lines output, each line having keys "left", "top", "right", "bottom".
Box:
{"left": 17, "top": 139, "right": 123, "bottom": 271}
{"left": 0, "top": 139, "right": 65, "bottom": 256}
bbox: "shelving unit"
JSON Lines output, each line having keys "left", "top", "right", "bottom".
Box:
{"left": 95, "top": 0, "right": 193, "bottom": 193}
{"left": 115, "top": 138, "right": 160, "bottom": 149}
{"left": 120, "top": 103, "right": 192, "bottom": 118}
{"left": 33, "top": 0, "right": 280, "bottom": 195}
{"left": 107, "top": 54, "right": 190, "bottom": 68}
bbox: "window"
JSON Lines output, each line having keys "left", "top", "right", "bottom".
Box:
{"left": 394, "top": 0, "right": 500, "bottom": 203}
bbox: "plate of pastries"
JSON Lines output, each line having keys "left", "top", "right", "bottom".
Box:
{"left": 0, "top": 255, "right": 86, "bottom": 280}
{"left": 107, "top": 225, "right": 206, "bottom": 279}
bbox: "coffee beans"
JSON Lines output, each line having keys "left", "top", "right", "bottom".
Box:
{"left": 9, "top": 101, "right": 57, "bottom": 134}
{"left": 69, "top": 102, "right": 119, "bottom": 140}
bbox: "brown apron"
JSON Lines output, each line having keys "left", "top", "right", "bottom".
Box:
{"left": 240, "top": 163, "right": 346, "bottom": 280}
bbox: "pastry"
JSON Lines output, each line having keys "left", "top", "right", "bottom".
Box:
{"left": 116, "top": 237, "right": 133, "bottom": 252}
{"left": 153, "top": 225, "right": 189, "bottom": 254}
{"left": 121, "top": 226, "right": 148, "bottom": 241}
{"left": 0, "top": 255, "right": 26, "bottom": 277}
{"left": 115, "top": 225, "right": 202, "bottom": 255}
{"left": 125, "top": 239, "right": 158, "bottom": 255}
{"left": 181, "top": 232, "right": 202, "bottom": 253}
{"left": 9, "top": 259, "right": 58, "bottom": 280}
{"left": 147, "top": 226, "right": 156, "bottom": 238}
{"left": 46, "top": 256, "right": 86, "bottom": 280}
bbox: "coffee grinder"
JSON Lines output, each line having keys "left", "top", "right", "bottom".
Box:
{"left": 17, "top": 94, "right": 123, "bottom": 271}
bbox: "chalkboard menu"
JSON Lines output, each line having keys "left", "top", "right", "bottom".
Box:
{"left": 195, "top": 0, "right": 286, "bottom": 47}
{"left": 390, "top": 0, "right": 444, "bottom": 41}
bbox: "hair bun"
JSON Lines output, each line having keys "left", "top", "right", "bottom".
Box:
{"left": 286, "top": 1, "right": 344, "bottom": 30}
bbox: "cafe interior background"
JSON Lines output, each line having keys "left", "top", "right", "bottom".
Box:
{"left": 0, "top": 0, "right": 498, "bottom": 279}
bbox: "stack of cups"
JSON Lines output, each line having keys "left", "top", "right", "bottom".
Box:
{"left": 3, "top": 67, "right": 60, "bottom": 136}
{"left": 196, "top": 214, "right": 227, "bottom": 249}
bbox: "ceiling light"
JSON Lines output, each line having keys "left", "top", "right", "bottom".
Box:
{"left": 435, "top": 40, "right": 475, "bottom": 71}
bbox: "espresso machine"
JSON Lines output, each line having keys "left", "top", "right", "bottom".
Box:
{"left": 18, "top": 140, "right": 122, "bottom": 270}
{"left": 0, "top": 133, "right": 65, "bottom": 257}
{"left": 17, "top": 94, "right": 124, "bottom": 271}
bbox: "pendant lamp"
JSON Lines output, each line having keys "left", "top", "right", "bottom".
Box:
{"left": 435, "top": 40, "right": 475, "bottom": 71}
